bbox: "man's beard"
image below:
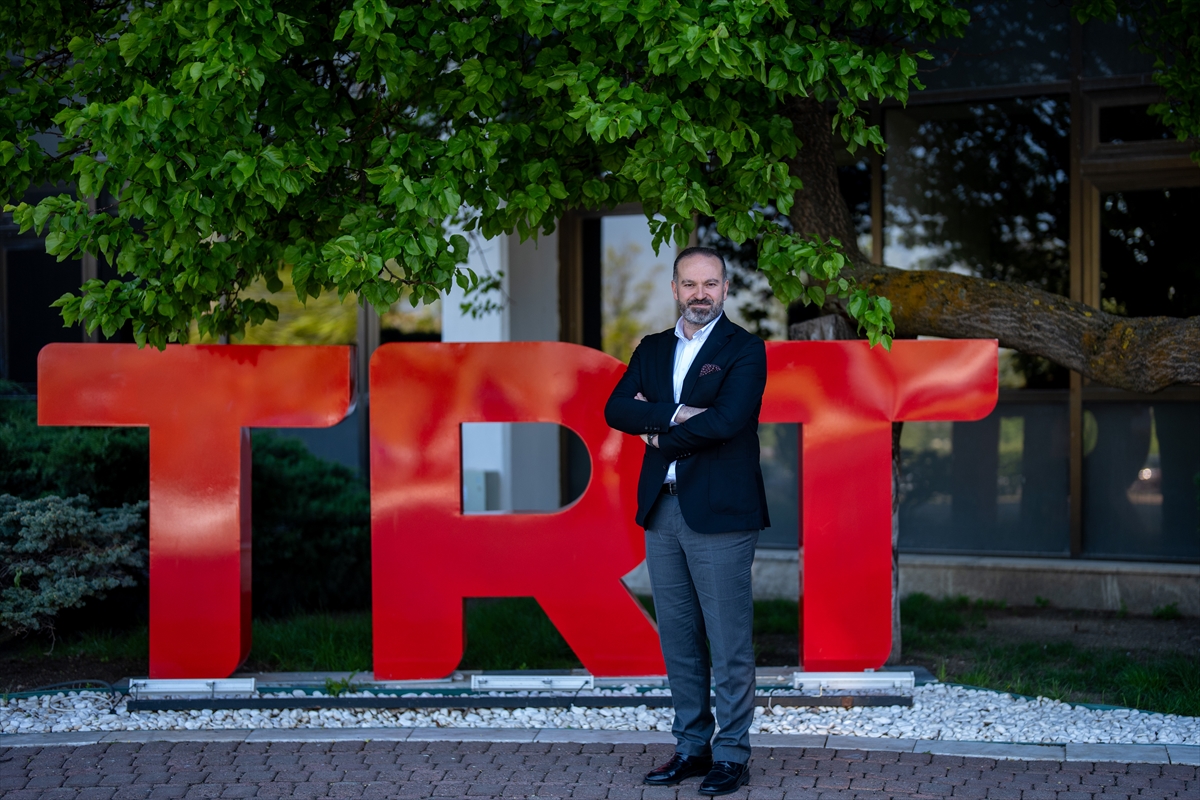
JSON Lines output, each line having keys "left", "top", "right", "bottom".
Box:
{"left": 679, "top": 296, "right": 724, "bottom": 327}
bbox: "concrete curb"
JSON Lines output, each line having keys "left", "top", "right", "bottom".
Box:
{"left": 2, "top": 729, "right": 1195, "bottom": 765}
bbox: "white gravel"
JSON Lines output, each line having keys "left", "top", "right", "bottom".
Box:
{"left": 2, "top": 684, "right": 1196, "bottom": 745}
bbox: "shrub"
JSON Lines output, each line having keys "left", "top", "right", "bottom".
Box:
{"left": 249, "top": 432, "right": 371, "bottom": 616}
{"left": 0, "top": 494, "right": 147, "bottom": 636}
{"left": 0, "top": 396, "right": 149, "bottom": 508}
{"left": 0, "top": 397, "right": 371, "bottom": 618}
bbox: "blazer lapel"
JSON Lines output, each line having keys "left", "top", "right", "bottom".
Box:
{"left": 680, "top": 315, "right": 735, "bottom": 403}
{"left": 659, "top": 328, "right": 678, "bottom": 402}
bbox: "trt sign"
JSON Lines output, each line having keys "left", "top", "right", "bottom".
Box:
{"left": 39, "top": 340, "right": 997, "bottom": 679}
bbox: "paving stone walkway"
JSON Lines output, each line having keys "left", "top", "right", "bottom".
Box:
{"left": 2, "top": 739, "right": 1195, "bottom": 800}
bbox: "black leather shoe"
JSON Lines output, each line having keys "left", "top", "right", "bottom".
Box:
{"left": 698, "top": 761, "right": 750, "bottom": 796}
{"left": 643, "top": 753, "right": 713, "bottom": 786}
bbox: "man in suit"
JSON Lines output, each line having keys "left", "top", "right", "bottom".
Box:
{"left": 605, "top": 246, "right": 769, "bottom": 796}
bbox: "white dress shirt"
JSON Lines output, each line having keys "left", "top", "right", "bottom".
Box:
{"left": 665, "top": 313, "right": 723, "bottom": 483}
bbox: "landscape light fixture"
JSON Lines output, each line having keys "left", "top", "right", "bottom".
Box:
{"left": 792, "top": 672, "right": 916, "bottom": 692}
{"left": 128, "top": 678, "right": 257, "bottom": 699}
{"left": 470, "top": 674, "right": 595, "bottom": 692}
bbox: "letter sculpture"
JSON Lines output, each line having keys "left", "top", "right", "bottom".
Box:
{"left": 762, "top": 339, "right": 998, "bottom": 670}
{"left": 38, "top": 339, "right": 996, "bottom": 678}
{"left": 369, "top": 342, "right": 663, "bottom": 679}
{"left": 38, "top": 345, "right": 354, "bottom": 678}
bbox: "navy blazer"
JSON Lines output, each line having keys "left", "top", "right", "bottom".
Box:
{"left": 604, "top": 314, "right": 770, "bottom": 534}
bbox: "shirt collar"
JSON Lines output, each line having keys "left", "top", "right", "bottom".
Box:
{"left": 674, "top": 312, "right": 723, "bottom": 344}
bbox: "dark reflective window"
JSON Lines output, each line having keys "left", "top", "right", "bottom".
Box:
{"left": 758, "top": 423, "right": 799, "bottom": 550}
{"left": 1, "top": 245, "right": 81, "bottom": 387}
{"left": 1082, "top": 16, "right": 1157, "bottom": 78}
{"left": 1083, "top": 187, "right": 1200, "bottom": 561}
{"left": 884, "top": 96, "right": 1071, "bottom": 299}
{"left": 1098, "top": 188, "right": 1200, "bottom": 319}
{"left": 838, "top": 157, "right": 873, "bottom": 257}
{"left": 1083, "top": 402, "right": 1200, "bottom": 561}
{"left": 887, "top": 96, "right": 1074, "bottom": 553}
{"left": 1098, "top": 106, "right": 1173, "bottom": 144}
{"left": 899, "top": 399, "right": 1070, "bottom": 556}
{"left": 917, "top": 0, "right": 1070, "bottom": 91}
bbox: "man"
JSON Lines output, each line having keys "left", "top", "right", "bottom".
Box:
{"left": 605, "top": 246, "right": 769, "bottom": 796}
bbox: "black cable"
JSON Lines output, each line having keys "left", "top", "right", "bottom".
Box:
{"left": 22, "top": 679, "right": 118, "bottom": 695}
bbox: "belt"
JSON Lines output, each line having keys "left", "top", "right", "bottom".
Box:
{"left": 661, "top": 482, "right": 679, "bottom": 496}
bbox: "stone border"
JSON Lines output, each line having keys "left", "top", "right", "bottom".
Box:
{"left": 2, "top": 729, "right": 1195, "bottom": 765}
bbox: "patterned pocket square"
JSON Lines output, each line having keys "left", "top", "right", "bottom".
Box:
{"left": 698, "top": 363, "right": 721, "bottom": 377}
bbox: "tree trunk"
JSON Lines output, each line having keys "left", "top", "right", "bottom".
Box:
{"left": 782, "top": 100, "right": 1200, "bottom": 394}
{"left": 786, "top": 98, "right": 863, "bottom": 250}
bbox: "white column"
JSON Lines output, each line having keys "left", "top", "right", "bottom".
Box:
{"left": 506, "top": 232, "right": 561, "bottom": 512}
{"left": 443, "top": 232, "right": 513, "bottom": 511}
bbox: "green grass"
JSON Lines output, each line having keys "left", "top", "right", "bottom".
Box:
{"left": 752, "top": 599, "right": 800, "bottom": 635}
{"left": 460, "top": 598, "right": 580, "bottom": 671}
{"left": 900, "top": 592, "right": 993, "bottom": 651}
{"left": 12, "top": 627, "right": 150, "bottom": 662}
{"left": 900, "top": 593, "right": 1200, "bottom": 716}
{"left": 250, "top": 613, "right": 373, "bottom": 672}
{"left": 954, "top": 643, "right": 1200, "bottom": 716}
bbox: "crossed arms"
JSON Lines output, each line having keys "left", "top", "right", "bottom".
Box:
{"left": 604, "top": 337, "right": 767, "bottom": 463}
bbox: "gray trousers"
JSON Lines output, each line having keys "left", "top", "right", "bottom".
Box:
{"left": 644, "top": 494, "right": 758, "bottom": 764}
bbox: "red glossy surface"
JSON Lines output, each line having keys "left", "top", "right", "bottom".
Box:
{"left": 762, "top": 339, "right": 998, "bottom": 671}
{"left": 37, "top": 345, "right": 354, "bottom": 678}
{"left": 37, "top": 338, "right": 993, "bottom": 680}
{"left": 370, "top": 342, "right": 663, "bottom": 680}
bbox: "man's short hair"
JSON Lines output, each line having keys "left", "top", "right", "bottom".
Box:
{"left": 673, "top": 246, "right": 728, "bottom": 282}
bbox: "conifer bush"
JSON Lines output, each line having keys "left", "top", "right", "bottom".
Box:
{"left": 0, "top": 494, "right": 147, "bottom": 636}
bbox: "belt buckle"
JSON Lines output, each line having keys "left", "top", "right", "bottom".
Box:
{"left": 663, "top": 482, "right": 678, "bottom": 496}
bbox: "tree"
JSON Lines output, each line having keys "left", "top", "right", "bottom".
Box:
{"left": 2, "top": 0, "right": 949, "bottom": 351}
{"left": 2, "top": 0, "right": 1196, "bottom": 388}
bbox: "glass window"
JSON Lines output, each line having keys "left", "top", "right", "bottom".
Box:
{"left": 1083, "top": 186, "right": 1200, "bottom": 561}
{"left": 600, "top": 216, "right": 677, "bottom": 362}
{"left": 1082, "top": 16, "right": 1157, "bottom": 78}
{"left": 885, "top": 96, "right": 1071, "bottom": 389}
{"left": 1097, "top": 188, "right": 1200, "bottom": 319}
{"left": 759, "top": 423, "right": 799, "bottom": 549}
{"left": 237, "top": 267, "right": 358, "bottom": 345}
{"left": 917, "top": 0, "right": 1070, "bottom": 91}
{"left": 899, "top": 399, "right": 1070, "bottom": 555}
{"left": 381, "top": 292, "right": 441, "bottom": 343}
{"left": 838, "top": 157, "right": 874, "bottom": 259}
{"left": 1083, "top": 402, "right": 1200, "bottom": 561}
{"left": 1098, "top": 105, "right": 1173, "bottom": 144}
{"left": 1, "top": 245, "right": 82, "bottom": 387}
{"left": 884, "top": 97, "right": 1071, "bottom": 290}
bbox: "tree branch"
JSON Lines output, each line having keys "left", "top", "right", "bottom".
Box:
{"left": 841, "top": 263, "right": 1200, "bottom": 392}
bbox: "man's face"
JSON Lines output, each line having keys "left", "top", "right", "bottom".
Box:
{"left": 672, "top": 255, "right": 729, "bottom": 327}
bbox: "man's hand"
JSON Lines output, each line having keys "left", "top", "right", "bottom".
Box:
{"left": 633, "top": 394, "right": 659, "bottom": 447}
{"left": 634, "top": 392, "right": 704, "bottom": 446}
{"left": 673, "top": 405, "right": 707, "bottom": 423}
